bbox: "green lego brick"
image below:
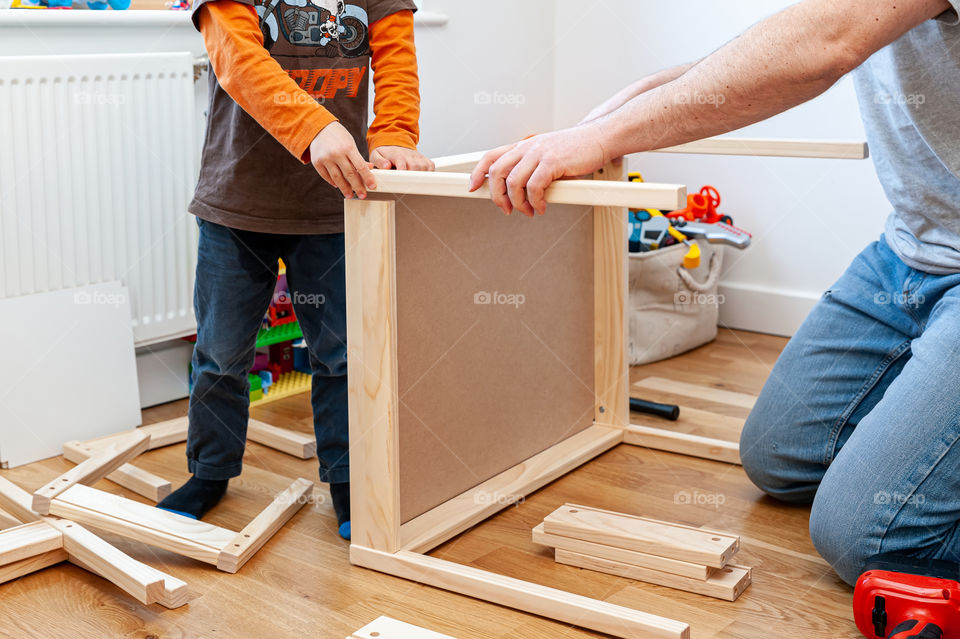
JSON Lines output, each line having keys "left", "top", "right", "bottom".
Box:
{"left": 255, "top": 321, "right": 303, "bottom": 348}
{"left": 248, "top": 373, "right": 262, "bottom": 391}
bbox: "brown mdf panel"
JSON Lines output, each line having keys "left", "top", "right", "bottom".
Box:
{"left": 393, "top": 196, "right": 596, "bottom": 522}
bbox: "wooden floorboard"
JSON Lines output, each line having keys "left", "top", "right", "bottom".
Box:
{"left": 0, "top": 329, "right": 858, "bottom": 637}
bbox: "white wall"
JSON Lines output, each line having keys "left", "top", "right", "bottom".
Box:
{"left": 552, "top": 0, "right": 893, "bottom": 335}
{"left": 413, "top": 0, "right": 555, "bottom": 158}
{"left": 2, "top": 3, "right": 892, "bottom": 337}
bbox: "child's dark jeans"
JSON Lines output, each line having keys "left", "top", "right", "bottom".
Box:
{"left": 186, "top": 218, "right": 348, "bottom": 484}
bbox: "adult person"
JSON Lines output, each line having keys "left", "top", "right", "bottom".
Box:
{"left": 469, "top": 0, "right": 960, "bottom": 586}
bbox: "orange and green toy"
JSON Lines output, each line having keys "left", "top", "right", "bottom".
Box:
{"left": 667, "top": 185, "right": 733, "bottom": 225}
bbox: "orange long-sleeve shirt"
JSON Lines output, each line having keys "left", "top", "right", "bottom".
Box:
{"left": 197, "top": 1, "right": 420, "bottom": 162}
{"left": 188, "top": 0, "right": 421, "bottom": 234}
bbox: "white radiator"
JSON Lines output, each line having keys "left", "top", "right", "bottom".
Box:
{"left": 0, "top": 52, "right": 198, "bottom": 346}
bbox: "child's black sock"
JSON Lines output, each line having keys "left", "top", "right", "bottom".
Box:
{"left": 329, "top": 482, "right": 350, "bottom": 540}
{"left": 156, "top": 476, "right": 229, "bottom": 520}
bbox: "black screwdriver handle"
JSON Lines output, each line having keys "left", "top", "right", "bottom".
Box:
{"left": 630, "top": 397, "right": 680, "bottom": 421}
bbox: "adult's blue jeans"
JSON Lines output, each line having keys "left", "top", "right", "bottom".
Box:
{"left": 187, "top": 219, "right": 349, "bottom": 484}
{"left": 740, "top": 237, "right": 960, "bottom": 585}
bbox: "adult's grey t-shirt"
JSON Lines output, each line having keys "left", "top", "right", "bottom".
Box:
{"left": 852, "top": 2, "right": 960, "bottom": 274}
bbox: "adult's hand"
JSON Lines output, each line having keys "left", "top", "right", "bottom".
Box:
{"left": 309, "top": 121, "right": 377, "bottom": 199}
{"left": 467, "top": 122, "right": 609, "bottom": 217}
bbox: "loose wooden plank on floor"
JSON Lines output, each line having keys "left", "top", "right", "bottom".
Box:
{"left": 543, "top": 504, "right": 739, "bottom": 569}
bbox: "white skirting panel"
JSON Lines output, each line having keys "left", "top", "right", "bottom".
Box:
{"left": 0, "top": 52, "right": 198, "bottom": 346}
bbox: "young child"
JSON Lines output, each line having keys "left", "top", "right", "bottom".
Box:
{"left": 157, "top": 0, "right": 433, "bottom": 540}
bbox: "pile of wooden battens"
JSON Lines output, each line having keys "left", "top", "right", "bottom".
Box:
{"left": 534, "top": 504, "right": 751, "bottom": 601}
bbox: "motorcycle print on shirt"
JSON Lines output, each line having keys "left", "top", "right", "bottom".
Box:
{"left": 257, "top": 0, "right": 370, "bottom": 58}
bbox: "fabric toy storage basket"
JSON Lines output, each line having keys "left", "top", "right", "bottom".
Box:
{"left": 628, "top": 242, "right": 724, "bottom": 365}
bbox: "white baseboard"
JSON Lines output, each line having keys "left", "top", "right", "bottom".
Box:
{"left": 717, "top": 282, "right": 821, "bottom": 337}
{"left": 136, "top": 340, "right": 193, "bottom": 409}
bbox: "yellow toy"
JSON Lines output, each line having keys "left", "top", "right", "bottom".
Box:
{"left": 628, "top": 172, "right": 701, "bottom": 269}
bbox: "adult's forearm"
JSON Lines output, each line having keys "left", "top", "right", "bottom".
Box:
{"left": 595, "top": 0, "right": 950, "bottom": 159}
{"left": 581, "top": 61, "right": 698, "bottom": 124}
{"left": 624, "top": 61, "right": 700, "bottom": 100}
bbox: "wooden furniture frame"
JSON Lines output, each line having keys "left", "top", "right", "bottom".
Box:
{"left": 1, "top": 466, "right": 312, "bottom": 579}
{"left": 34, "top": 430, "right": 151, "bottom": 514}
{"left": 64, "top": 417, "right": 316, "bottom": 502}
{"left": 0, "top": 477, "right": 188, "bottom": 608}
{"left": 346, "top": 138, "right": 868, "bottom": 638}
{"left": 0, "top": 416, "right": 313, "bottom": 606}
{"left": 346, "top": 165, "right": 693, "bottom": 639}
{"left": 44, "top": 478, "right": 313, "bottom": 573}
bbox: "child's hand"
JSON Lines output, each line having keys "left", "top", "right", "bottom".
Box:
{"left": 370, "top": 146, "right": 435, "bottom": 171}
{"left": 309, "top": 122, "right": 377, "bottom": 199}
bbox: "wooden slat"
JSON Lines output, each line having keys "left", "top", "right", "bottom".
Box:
{"left": 48, "top": 484, "right": 235, "bottom": 565}
{"left": 72, "top": 416, "right": 315, "bottom": 476}
{"left": 345, "top": 198, "right": 402, "bottom": 554}
{"left": 350, "top": 545, "right": 690, "bottom": 639}
{"left": 370, "top": 170, "right": 686, "bottom": 212}
{"left": 77, "top": 417, "right": 189, "bottom": 451}
{"left": 0, "top": 475, "right": 41, "bottom": 523}
{"left": 532, "top": 523, "right": 710, "bottom": 580}
{"left": 68, "top": 552, "right": 189, "bottom": 609}
{"left": 0, "top": 507, "right": 23, "bottom": 530}
{"left": 33, "top": 431, "right": 151, "bottom": 514}
{"left": 593, "top": 162, "right": 629, "bottom": 428}
{"left": 0, "top": 548, "right": 67, "bottom": 585}
{"left": 633, "top": 377, "right": 756, "bottom": 410}
{"left": 431, "top": 151, "right": 483, "bottom": 173}
{"left": 430, "top": 138, "right": 869, "bottom": 171}
{"left": 217, "top": 477, "right": 314, "bottom": 573}
{"left": 156, "top": 575, "right": 191, "bottom": 609}
{"left": 349, "top": 616, "right": 458, "bottom": 639}
{"left": 44, "top": 518, "right": 167, "bottom": 605}
{"left": 629, "top": 404, "right": 745, "bottom": 442}
{"left": 246, "top": 420, "right": 316, "bottom": 459}
{"left": 399, "top": 426, "right": 623, "bottom": 553}
{"left": 556, "top": 549, "right": 751, "bottom": 602}
{"left": 0, "top": 521, "right": 62, "bottom": 567}
{"left": 543, "top": 504, "right": 739, "bottom": 569}
{"left": 62, "top": 440, "right": 171, "bottom": 502}
{"left": 623, "top": 425, "right": 741, "bottom": 465}
{"left": 138, "top": 417, "right": 191, "bottom": 449}
{"left": 653, "top": 137, "right": 868, "bottom": 159}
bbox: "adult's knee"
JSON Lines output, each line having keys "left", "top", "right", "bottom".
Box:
{"left": 808, "top": 482, "right": 879, "bottom": 586}
{"left": 740, "top": 411, "right": 818, "bottom": 504}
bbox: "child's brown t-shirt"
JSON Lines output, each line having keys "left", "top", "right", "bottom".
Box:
{"left": 190, "top": 0, "right": 418, "bottom": 234}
